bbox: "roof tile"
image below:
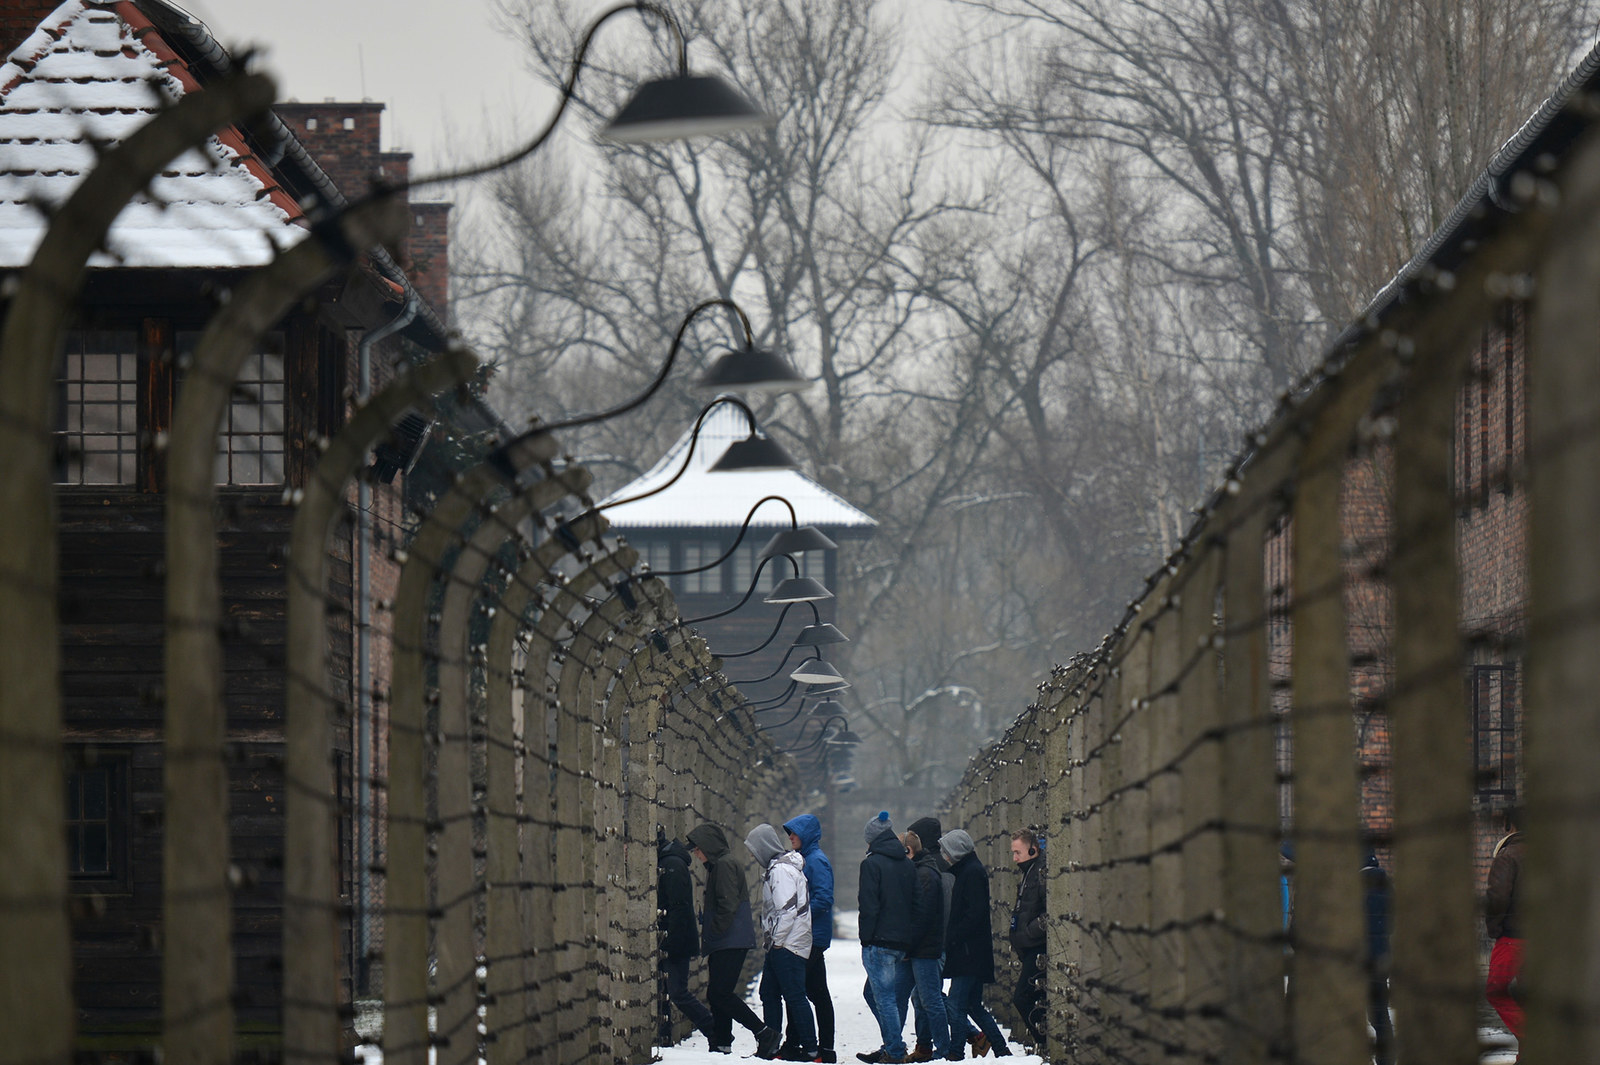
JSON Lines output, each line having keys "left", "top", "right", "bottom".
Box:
{"left": 0, "top": 0, "right": 307, "bottom": 268}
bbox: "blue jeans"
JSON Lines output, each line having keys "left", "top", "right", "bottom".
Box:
{"left": 759, "top": 948, "right": 817, "bottom": 1050}
{"left": 861, "top": 944, "right": 909, "bottom": 1056}
{"left": 895, "top": 956, "right": 949, "bottom": 1055}
{"left": 946, "top": 975, "right": 1007, "bottom": 1052}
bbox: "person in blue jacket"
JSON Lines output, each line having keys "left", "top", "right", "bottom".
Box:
{"left": 784, "top": 813, "right": 838, "bottom": 1064}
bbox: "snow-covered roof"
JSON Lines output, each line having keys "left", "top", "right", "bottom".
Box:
{"left": 0, "top": 0, "right": 307, "bottom": 269}
{"left": 599, "top": 403, "right": 878, "bottom": 533}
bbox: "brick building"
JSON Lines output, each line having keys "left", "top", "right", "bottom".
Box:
{"left": 0, "top": 0, "right": 458, "bottom": 1040}
{"left": 1260, "top": 254, "right": 1531, "bottom": 891}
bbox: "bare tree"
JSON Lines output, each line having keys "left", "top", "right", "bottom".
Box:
{"left": 456, "top": 0, "right": 1073, "bottom": 784}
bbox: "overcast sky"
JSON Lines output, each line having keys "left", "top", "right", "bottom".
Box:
{"left": 176, "top": 0, "right": 953, "bottom": 188}
{"left": 180, "top": 0, "right": 556, "bottom": 176}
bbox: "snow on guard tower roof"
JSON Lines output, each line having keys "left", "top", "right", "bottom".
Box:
{"left": 599, "top": 403, "right": 878, "bottom": 534}
{"left": 0, "top": 0, "right": 307, "bottom": 269}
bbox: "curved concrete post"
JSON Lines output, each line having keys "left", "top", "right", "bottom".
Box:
{"left": 483, "top": 512, "right": 609, "bottom": 1061}
{"left": 166, "top": 194, "right": 409, "bottom": 1064}
{"left": 282, "top": 349, "right": 477, "bottom": 1061}
{"left": 382, "top": 439, "right": 555, "bottom": 1065}
{"left": 541, "top": 547, "right": 639, "bottom": 1064}
{"left": 435, "top": 466, "right": 593, "bottom": 1065}
{"left": 0, "top": 71, "right": 276, "bottom": 1065}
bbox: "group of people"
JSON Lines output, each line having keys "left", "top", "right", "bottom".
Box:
{"left": 657, "top": 815, "right": 837, "bottom": 1061}
{"left": 656, "top": 811, "right": 1049, "bottom": 1064}
{"left": 856, "top": 813, "right": 1047, "bottom": 1064}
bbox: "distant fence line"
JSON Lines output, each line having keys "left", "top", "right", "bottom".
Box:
{"left": 0, "top": 79, "right": 799, "bottom": 1065}
{"left": 941, "top": 114, "right": 1600, "bottom": 1065}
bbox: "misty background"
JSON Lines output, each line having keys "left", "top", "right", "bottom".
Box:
{"left": 191, "top": 0, "right": 1598, "bottom": 793}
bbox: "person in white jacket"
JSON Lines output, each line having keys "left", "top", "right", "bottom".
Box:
{"left": 747, "top": 823, "right": 817, "bottom": 1060}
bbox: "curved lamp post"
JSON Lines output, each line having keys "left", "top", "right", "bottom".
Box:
{"left": 681, "top": 552, "right": 828, "bottom": 625}
{"left": 489, "top": 302, "right": 806, "bottom": 485}
{"left": 789, "top": 655, "right": 846, "bottom": 686}
{"left": 715, "top": 600, "right": 847, "bottom": 658}
{"left": 781, "top": 715, "right": 862, "bottom": 754}
{"left": 405, "top": 1, "right": 774, "bottom": 193}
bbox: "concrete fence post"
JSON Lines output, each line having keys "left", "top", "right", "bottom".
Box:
{"left": 0, "top": 72, "right": 276, "bottom": 1065}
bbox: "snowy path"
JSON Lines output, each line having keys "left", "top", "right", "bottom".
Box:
{"left": 658, "top": 937, "right": 1043, "bottom": 1065}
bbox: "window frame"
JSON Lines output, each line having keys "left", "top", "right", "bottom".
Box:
{"left": 64, "top": 747, "right": 133, "bottom": 895}
{"left": 54, "top": 330, "right": 141, "bottom": 487}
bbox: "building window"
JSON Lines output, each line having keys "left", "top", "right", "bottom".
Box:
{"left": 677, "top": 539, "right": 726, "bottom": 594}
{"left": 65, "top": 750, "right": 129, "bottom": 889}
{"left": 55, "top": 331, "right": 138, "bottom": 485}
{"left": 636, "top": 540, "right": 672, "bottom": 577}
{"left": 1472, "top": 663, "right": 1519, "bottom": 810}
{"left": 183, "top": 331, "right": 286, "bottom": 485}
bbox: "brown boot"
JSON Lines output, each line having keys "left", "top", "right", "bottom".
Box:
{"left": 969, "top": 1034, "right": 990, "bottom": 1058}
{"left": 906, "top": 1045, "right": 933, "bottom": 1063}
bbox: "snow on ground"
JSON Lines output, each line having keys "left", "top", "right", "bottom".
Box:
{"left": 659, "top": 920, "right": 1043, "bottom": 1065}
{"left": 354, "top": 915, "right": 1043, "bottom": 1065}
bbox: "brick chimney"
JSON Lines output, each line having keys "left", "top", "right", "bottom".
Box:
{"left": 406, "top": 201, "right": 451, "bottom": 320}
{"left": 275, "top": 101, "right": 450, "bottom": 319}
{"left": 274, "top": 101, "right": 393, "bottom": 197}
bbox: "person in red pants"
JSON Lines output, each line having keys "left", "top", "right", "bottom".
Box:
{"left": 1484, "top": 807, "right": 1525, "bottom": 1049}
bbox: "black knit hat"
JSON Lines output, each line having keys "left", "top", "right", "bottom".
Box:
{"left": 907, "top": 816, "right": 942, "bottom": 857}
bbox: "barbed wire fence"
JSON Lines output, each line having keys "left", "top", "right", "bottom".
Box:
{"left": 0, "top": 68, "right": 800, "bottom": 1065}
{"left": 939, "top": 101, "right": 1600, "bottom": 1065}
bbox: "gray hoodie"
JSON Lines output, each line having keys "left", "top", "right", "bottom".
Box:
{"left": 746, "top": 824, "right": 812, "bottom": 957}
{"left": 939, "top": 829, "right": 976, "bottom": 863}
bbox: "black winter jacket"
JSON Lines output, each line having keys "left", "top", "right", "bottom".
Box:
{"left": 908, "top": 850, "right": 945, "bottom": 959}
{"left": 858, "top": 828, "right": 917, "bottom": 950}
{"left": 658, "top": 838, "right": 700, "bottom": 960}
{"left": 944, "top": 851, "right": 995, "bottom": 982}
{"left": 1009, "top": 856, "right": 1047, "bottom": 953}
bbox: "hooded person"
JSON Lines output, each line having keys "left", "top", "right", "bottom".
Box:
{"left": 895, "top": 826, "right": 950, "bottom": 1062}
{"left": 687, "top": 822, "right": 780, "bottom": 1057}
{"left": 857, "top": 812, "right": 916, "bottom": 1063}
{"left": 783, "top": 813, "right": 838, "bottom": 1063}
{"left": 939, "top": 829, "right": 1010, "bottom": 1058}
{"left": 747, "top": 824, "right": 818, "bottom": 1061}
{"left": 657, "top": 832, "right": 717, "bottom": 1045}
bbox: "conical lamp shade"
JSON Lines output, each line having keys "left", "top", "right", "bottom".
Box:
{"left": 827, "top": 727, "right": 863, "bottom": 746}
{"left": 759, "top": 526, "right": 838, "bottom": 560}
{"left": 791, "top": 659, "right": 844, "bottom": 685}
{"left": 794, "top": 623, "right": 848, "bottom": 647}
{"left": 698, "top": 346, "right": 810, "bottom": 394}
{"left": 765, "top": 577, "right": 833, "bottom": 604}
{"left": 810, "top": 699, "right": 847, "bottom": 718}
{"left": 709, "top": 433, "right": 796, "bottom": 472}
{"left": 602, "top": 74, "right": 773, "bottom": 143}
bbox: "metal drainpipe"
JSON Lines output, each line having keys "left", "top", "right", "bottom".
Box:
{"left": 354, "top": 292, "right": 418, "bottom": 992}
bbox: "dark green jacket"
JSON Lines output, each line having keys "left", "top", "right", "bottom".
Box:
{"left": 687, "top": 823, "right": 756, "bottom": 952}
